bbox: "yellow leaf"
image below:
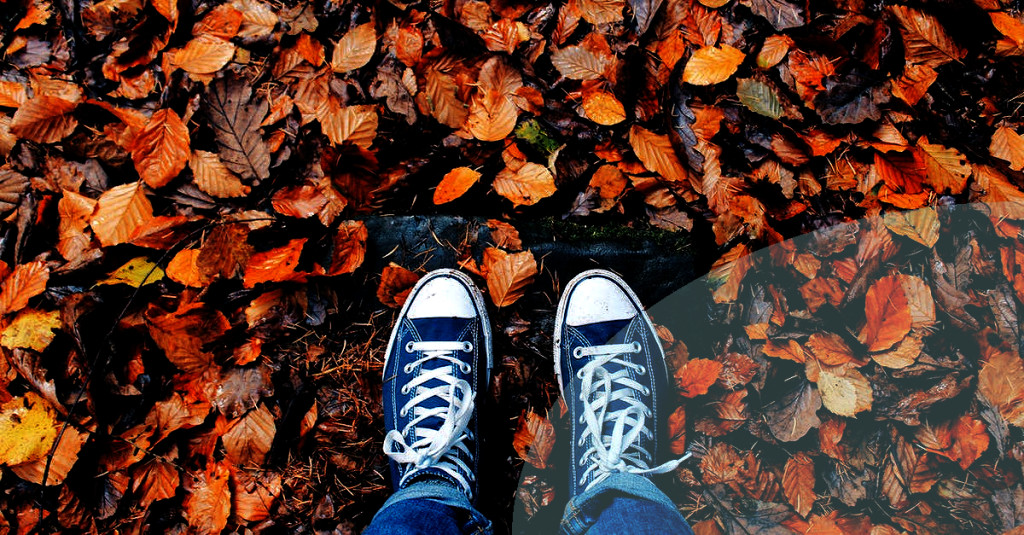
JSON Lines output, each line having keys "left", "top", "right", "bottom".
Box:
{"left": 683, "top": 45, "right": 746, "bottom": 85}
{"left": 0, "top": 392, "right": 57, "bottom": 466}
{"left": 1, "top": 309, "right": 61, "bottom": 351}
{"left": 882, "top": 207, "right": 939, "bottom": 248}
{"left": 916, "top": 137, "right": 970, "bottom": 193}
{"left": 816, "top": 365, "right": 872, "bottom": 417}
{"left": 332, "top": 22, "right": 376, "bottom": 73}
{"left": 90, "top": 182, "right": 154, "bottom": 247}
{"left": 97, "top": 257, "right": 165, "bottom": 288}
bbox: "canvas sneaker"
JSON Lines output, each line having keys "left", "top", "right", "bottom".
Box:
{"left": 382, "top": 269, "right": 492, "bottom": 501}
{"left": 553, "top": 269, "right": 689, "bottom": 498}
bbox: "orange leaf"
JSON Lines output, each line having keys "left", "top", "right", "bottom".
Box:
{"left": 629, "top": 125, "right": 689, "bottom": 182}
{"left": 243, "top": 239, "right": 307, "bottom": 288}
{"left": 10, "top": 95, "right": 78, "bottom": 144}
{"left": 550, "top": 45, "right": 611, "bottom": 80}
{"left": 318, "top": 100, "right": 377, "bottom": 148}
{"left": 329, "top": 220, "right": 368, "bottom": 275}
{"left": 133, "top": 455, "right": 180, "bottom": 507}
{"left": 378, "top": 264, "right": 420, "bottom": 308}
{"left": 222, "top": 404, "right": 276, "bottom": 465}
{"left": 10, "top": 424, "right": 88, "bottom": 486}
{"left": 146, "top": 303, "right": 230, "bottom": 373}
{"left": 331, "top": 22, "right": 376, "bottom": 73}
{"left": 0, "top": 81, "right": 27, "bottom": 108}
{"left": 858, "top": 275, "right": 912, "bottom": 352}
{"left": 190, "top": 150, "right": 250, "bottom": 198}
{"left": 683, "top": 45, "right": 746, "bottom": 85}
{"left": 232, "top": 469, "right": 282, "bottom": 523}
{"left": 709, "top": 243, "right": 753, "bottom": 303}
{"left": 667, "top": 405, "right": 686, "bottom": 455}
{"left": 467, "top": 57, "right": 523, "bottom": 142}
{"left": 271, "top": 184, "right": 328, "bottom": 219}
{"left": 195, "top": 4, "right": 243, "bottom": 39}
{"left": 434, "top": 167, "right": 482, "bottom": 204}
{"left": 168, "top": 35, "right": 236, "bottom": 75}
{"left": 485, "top": 249, "right": 537, "bottom": 307}
{"left": 675, "top": 358, "right": 723, "bottom": 398}
{"left": 949, "top": 415, "right": 989, "bottom": 470}
{"left": 763, "top": 339, "right": 806, "bottom": 363}
{"left": 805, "top": 332, "right": 854, "bottom": 366}
{"left": 90, "top": 182, "right": 154, "bottom": 247}
{"left": 130, "top": 109, "right": 190, "bottom": 189}
{"left": 57, "top": 189, "right": 96, "bottom": 261}
{"left": 757, "top": 35, "right": 793, "bottom": 69}
{"left": 183, "top": 460, "right": 231, "bottom": 535}
{"left": 874, "top": 151, "right": 925, "bottom": 194}
{"left": 166, "top": 249, "right": 207, "bottom": 287}
{"left": 513, "top": 410, "right": 555, "bottom": 469}
{"left": 0, "top": 261, "right": 49, "bottom": 316}
{"left": 977, "top": 349, "right": 1024, "bottom": 427}
{"left": 891, "top": 64, "right": 938, "bottom": 106}
{"left": 589, "top": 164, "right": 627, "bottom": 199}
{"left": 889, "top": 5, "right": 966, "bottom": 68}
{"left": 991, "top": 125, "right": 1024, "bottom": 171}
{"left": 782, "top": 453, "right": 815, "bottom": 518}
{"left": 493, "top": 162, "right": 557, "bottom": 207}
{"left": 582, "top": 88, "right": 626, "bottom": 125}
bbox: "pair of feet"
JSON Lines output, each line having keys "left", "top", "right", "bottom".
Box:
{"left": 381, "top": 269, "right": 687, "bottom": 504}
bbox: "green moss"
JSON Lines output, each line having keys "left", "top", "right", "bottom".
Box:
{"left": 527, "top": 217, "right": 692, "bottom": 250}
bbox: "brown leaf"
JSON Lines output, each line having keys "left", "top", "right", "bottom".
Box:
{"left": 667, "top": 405, "right": 686, "bottom": 455}
{"left": 493, "top": 162, "right": 557, "bottom": 206}
{"left": 709, "top": 243, "right": 753, "bottom": 304}
{"left": 11, "top": 424, "right": 89, "bottom": 486}
{"left": 513, "top": 410, "right": 555, "bottom": 469}
{"left": 332, "top": 23, "right": 376, "bottom": 73}
{"left": 378, "top": 263, "right": 420, "bottom": 308}
{"left": 916, "top": 137, "right": 970, "bottom": 193}
{"left": 232, "top": 468, "right": 282, "bottom": 523}
{"left": 858, "top": 275, "right": 912, "bottom": 352}
{"left": 485, "top": 249, "right": 537, "bottom": 307}
{"left": 434, "top": 167, "right": 481, "bottom": 204}
{"left": 0, "top": 168, "right": 28, "bottom": 217}
{"left": 782, "top": 453, "right": 815, "bottom": 518}
{"left": 222, "top": 404, "right": 276, "bottom": 466}
{"left": 466, "top": 57, "right": 523, "bottom": 142}
{"left": 272, "top": 184, "right": 328, "bottom": 219}
{"left": 805, "top": 332, "right": 854, "bottom": 366}
{"left": 190, "top": 150, "right": 250, "bottom": 198}
{"left": 991, "top": 125, "right": 1024, "bottom": 171}
{"left": 146, "top": 303, "right": 231, "bottom": 373}
{"left": 11, "top": 95, "right": 78, "bottom": 143}
{"left": 891, "top": 64, "right": 938, "bottom": 106}
{"left": 90, "top": 182, "right": 154, "bottom": 247}
{"left": 418, "top": 59, "right": 469, "bottom": 128}
{"left": 206, "top": 77, "right": 271, "bottom": 182}
{"left": 675, "top": 358, "right": 723, "bottom": 398}
{"left": 889, "top": 5, "right": 966, "bottom": 67}
{"left": 757, "top": 35, "right": 793, "bottom": 68}
{"left": 487, "top": 219, "right": 522, "bottom": 250}
{"left": 978, "top": 349, "right": 1024, "bottom": 427}
{"left": 582, "top": 88, "right": 626, "bottom": 125}
{"left": 766, "top": 379, "right": 821, "bottom": 442}
{"left": 871, "top": 333, "right": 922, "bottom": 369}
{"left": 319, "top": 99, "right": 378, "bottom": 148}
{"left": 329, "top": 220, "right": 368, "bottom": 275}
{"left": 0, "top": 261, "right": 49, "bottom": 316}
{"left": 683, "top": 45, "right": 746, "bottom": 86}
{"left": 132, "top": 454, "right": 180, "bottom": 507}
{"left": 883, "top": 207, "right": 939, "bottom": 248}
{"left": 739, "top": 0, "right": 803, "bottom": 30}
{"left": 551, "top": 45, "right": 611, "bottom": 80}
{"left": 630, "top": 125, "right": 690, "bottom": 182}
{"left": 130, "top": 108, "right": 190, "bottom": 189}
{"left": 197, "top": 223, "right": 253, "bottom": 280}
{"left": 168, "top": 35, "right": 236, "bottom": 75}
{"left": 0, "top": 81, "right": 27, "bottom": 108}
{"left": 949, "top": 415, "right": 990, "bottom": 470}
{"left": 183, "top": 460, "right": 231, "bottom": 535}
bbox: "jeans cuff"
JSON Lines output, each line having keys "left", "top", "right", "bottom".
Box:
{"left": 373, "top": 480, "right": 493, "bottom": 533}
{"left": 560, "top": 473, "right": 677, "bottom": 535}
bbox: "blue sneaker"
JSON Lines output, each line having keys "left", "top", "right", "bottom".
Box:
{"left": 554, "top": 270, "right": 689, "bottom": 498}
{"left": 382, "top": 269, "right": 492, "bottom": 501}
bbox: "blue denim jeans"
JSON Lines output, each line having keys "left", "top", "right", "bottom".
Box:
{"left": 362, "top": 473, "right": 693, "bottom": 535}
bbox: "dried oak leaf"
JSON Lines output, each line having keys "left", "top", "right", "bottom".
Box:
{"left": 434, "top": 167, "right": 481, "bottom": 204}
{"left": 130, "top": 108, "right": 190, "bottom": 189}
{"left": 332, "top": 22, "right": 376, "bottom": 73}
{"left": 675, "top": 358, "right": 723, "bottom": 398}
{"left": 329, "top": 220, "right": 368, "bottom": 275}
{"left": 513, "top": 410, "right": 555, "bottom": 469}
{"left": 378, "top": 263, "right": 420, "bottom": 308}
{"left": 183, "top": 460, "right": 231, "bottom": 535}
{"left": 90, "top": 181, "right": 154, "bottom": 247}
{"left": 146, "top": 303, "right": 231, "bottom": 373}
{"left": 0, "top": 261, "right": 49, "bottom": 316}
{"left": 222, "top": 403, "right": 276, "bottom": 465}
{"left": 206, "top": 77, "right": 271, "bottom": 182}
{"left": 782, "top": 453, "right": 815, "bottom": 518}
{"left": 485, "top": 248, "right": 537, "bottom": 307}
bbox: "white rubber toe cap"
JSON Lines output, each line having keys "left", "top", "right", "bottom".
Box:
{"left": 565, "top": 276, "right": 637, "bottom": 326}
{"left": 407, "top": 276, "right": 477, "bottom": 319}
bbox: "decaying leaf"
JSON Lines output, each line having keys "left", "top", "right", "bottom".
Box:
{"left": 206, "top": 77, "right": 271, "bottom": 182}
{"left": 513, "top": 410, "right": 555, "bottom": 469}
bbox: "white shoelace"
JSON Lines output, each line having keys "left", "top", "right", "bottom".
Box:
{"left": 383, "top": 341, "right": 476, "bottom": 498}
{"left": 574, "top": 342, "right": 690, "bottom": 491}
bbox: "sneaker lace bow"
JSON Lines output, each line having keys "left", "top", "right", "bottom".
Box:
{"left": 574, "top": 342, "right": 690, "bottom": 491}
{"left": 384, "top": 340, "right": 476, "bottom": 497}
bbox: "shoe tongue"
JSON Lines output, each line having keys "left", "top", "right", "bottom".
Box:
{"left": 409, "top": 317, "right": 473, "bottom": 342}
{"left": 405, "top": 317, "right": 473, "bottom": 445}
{"left": 572, "top": 319, "right": 632, "bottom": 347}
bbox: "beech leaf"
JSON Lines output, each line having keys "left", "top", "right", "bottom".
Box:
{"left": 485, "top": 248, "right": 537, "bottom": 307}
{"left": 206, "top": 77, "right": 271, "bottom": 182}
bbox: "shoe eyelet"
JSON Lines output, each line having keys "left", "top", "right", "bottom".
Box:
{"left": 462, "top": 342, "right": 473, "bottom": 352}
{"left": 578, "top": 437, "right": 585, "bottom": 446}
{"left": 404, "top": 364, "right": 414, "bottom": 373}
{"left": 405, "top": 341, "right": 415, "bottom": 353}
{"left": 579, "top": 416, "right": 585, "bottom": 424}
{"left": 401, "top": 385, "right": 410, "bottom": 395}
{"left": 573, "top": 347, "right": 584, "bottom": 359}
{"left": 400, "top": 408, "right": 408, "bottom": 417}
{"left": 577, "top": 370, "right": 585, "bottom": 379}
{"left": 642, "top": 386, "right": 650, "bottom": 396}
{"left": 461, "top": 363, "right": 472, "bottom": 373}
{"left": 637, "top": 366, "right": 646, "bottom": 375}
{"left": 631, "top": 341, "right": 641, "bottom": 352}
